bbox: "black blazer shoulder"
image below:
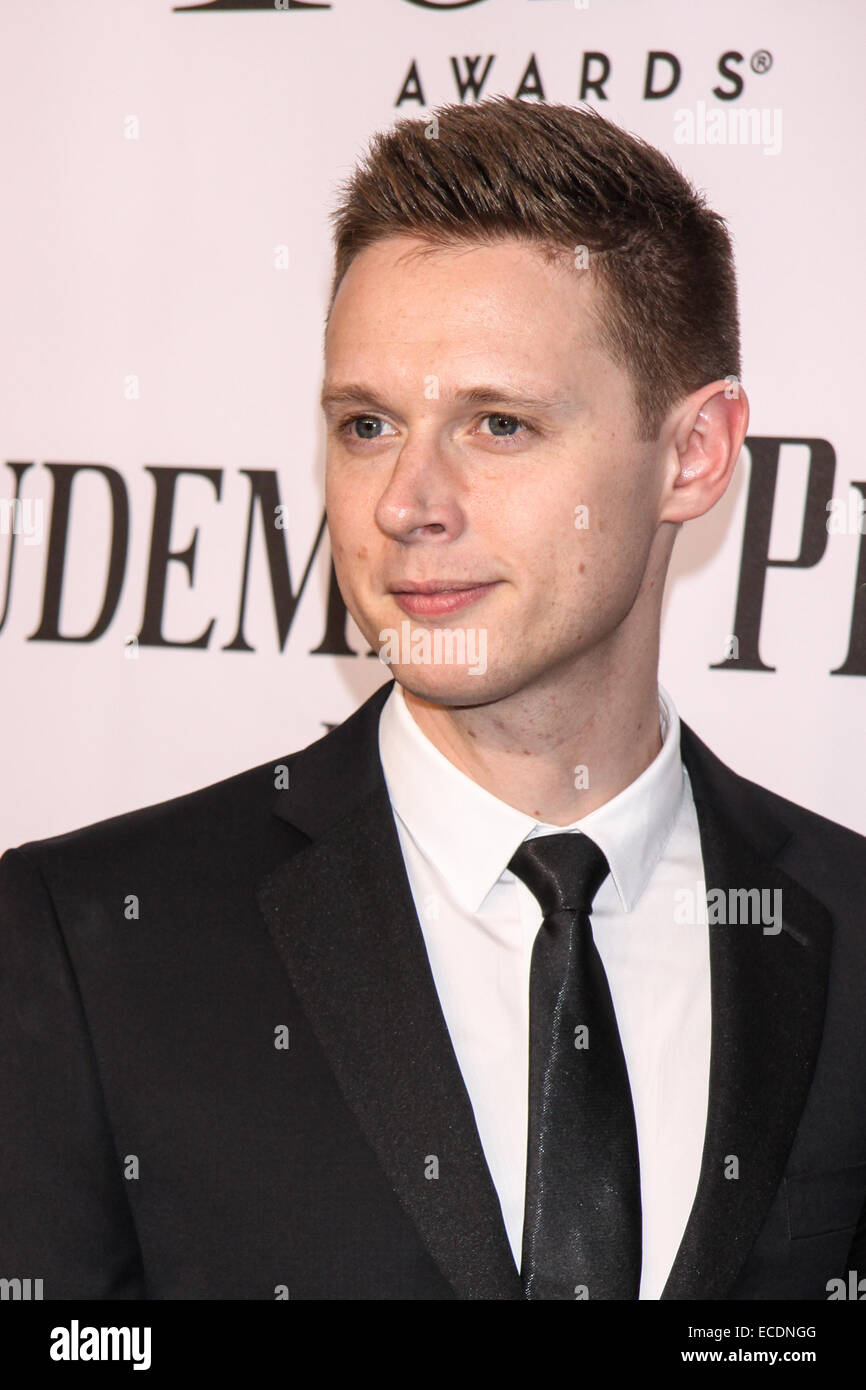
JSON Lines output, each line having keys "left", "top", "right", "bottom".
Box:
{"left": 8, "top": 678, "right": 866, "bottom": 917}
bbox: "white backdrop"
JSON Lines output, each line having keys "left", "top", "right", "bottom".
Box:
{"left": 1, "top": 0, "right": 864, "bottom": 850}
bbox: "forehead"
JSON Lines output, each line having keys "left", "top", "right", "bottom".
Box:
{"left": 324, "top": 234, "right": 606, "bottom": 384}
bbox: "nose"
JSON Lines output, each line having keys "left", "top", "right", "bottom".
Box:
{"left": 375, "top": 436, "right": 466, "bottom": 545}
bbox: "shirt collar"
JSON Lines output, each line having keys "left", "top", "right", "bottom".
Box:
{"left": 378, "top": 680, "right": 684, "bottom": 916}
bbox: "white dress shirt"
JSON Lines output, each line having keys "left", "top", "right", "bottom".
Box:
{"left": 378, "top": 680, "right": 711, "bottom": 1300}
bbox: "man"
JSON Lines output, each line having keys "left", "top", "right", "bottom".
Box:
{"left": 2, "top": 96, "right": 865, "bottom": 1301}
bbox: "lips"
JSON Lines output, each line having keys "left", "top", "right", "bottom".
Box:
{"left": 388, "top": 581, "right": 499, "bottom": 618}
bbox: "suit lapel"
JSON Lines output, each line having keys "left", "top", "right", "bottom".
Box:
{"left": 255, "top": 685, "right": 834, "bottom": 1302}
{"left": 256, "top": 681, "right": 523, "bottom": 1300}
{"left": 662, "top": 723, "right": 834, "bottom": 1299}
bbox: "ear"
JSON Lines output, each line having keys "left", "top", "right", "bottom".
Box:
{"left": 659, "top": 379, "right": 749, "bottom": 525}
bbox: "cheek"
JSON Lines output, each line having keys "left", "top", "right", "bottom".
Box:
{"left": 525, "top": 498, "right": 603, "bottom": 582}
{"left": 329, "top": 470, "right": 380, "bottom": 525}
{"left": 514, "top": 500, "right": 635, "bottom": 618}
{"left": 326, "top": 510, "right": 360, "bottom": 585}
{"left": 327, "top": 476, "right": 365, "bottom": 544}
{"left": 327, "top": 505, "right": 380, "bottom": 604}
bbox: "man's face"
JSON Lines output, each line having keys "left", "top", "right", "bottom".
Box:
{"left": 322, "top": 234, "right": 671, "bottom": 707}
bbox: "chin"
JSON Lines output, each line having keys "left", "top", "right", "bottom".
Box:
{"left": 388, "top": 662, "right": 511, "bottom": 709}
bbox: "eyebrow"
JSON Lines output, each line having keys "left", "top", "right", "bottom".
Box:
{"left": 320, "top": 383, "right": 570, "bottom": 417}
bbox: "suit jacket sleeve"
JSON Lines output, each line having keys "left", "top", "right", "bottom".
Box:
{"left": 0, "top": 846, "right": 145, "bottom": 1299}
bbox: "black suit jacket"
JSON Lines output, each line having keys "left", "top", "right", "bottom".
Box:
{"left": 2, "top": 678, "right": 866, "bottom": 1300}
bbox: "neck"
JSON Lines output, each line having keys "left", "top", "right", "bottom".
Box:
{"left": 401, "top": 649, "right": 663, "bottom": 826}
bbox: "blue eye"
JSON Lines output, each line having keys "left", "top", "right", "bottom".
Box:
{"left": 482, "top": 414, "right": 528, "bottom": 438}
{"left": 342, "top": 416, "right": 396, "bottom": 441}
{"left": 336, "top": 412, "right": 535, "bottom": 445}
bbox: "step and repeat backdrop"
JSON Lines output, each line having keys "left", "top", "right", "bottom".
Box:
{"left": 1, "top": 0, "right": 863, "bottom": 849}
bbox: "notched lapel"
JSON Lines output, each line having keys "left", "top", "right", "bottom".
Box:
{"left": 663, "top": 728, "right": 834, "bottom": 1299}
{"left": 256, "top": 779, "right": 523, "bottom": 1301}
{"left": 254, "top": 696, "right": 833, "bottom": 1301}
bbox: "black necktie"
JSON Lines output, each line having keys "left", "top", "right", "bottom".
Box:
{"left": 508, "top": 832, "right": 642, "bottom": 1300}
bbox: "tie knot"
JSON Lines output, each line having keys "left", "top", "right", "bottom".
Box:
{"left": 507, "top": 832, "right": 610, "bottom": 919}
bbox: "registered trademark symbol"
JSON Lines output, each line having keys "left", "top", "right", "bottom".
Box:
{"left": 750, "top": 50, "right": 773, "bottom": 74}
